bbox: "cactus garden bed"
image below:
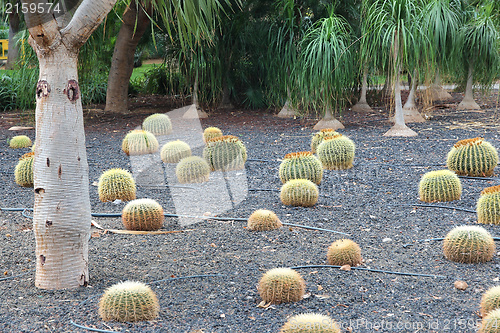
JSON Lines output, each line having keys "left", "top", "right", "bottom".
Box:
{"left": 1, "top": 91, "right": 500, "bottom": 332}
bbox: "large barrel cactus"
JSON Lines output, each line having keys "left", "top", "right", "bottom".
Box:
{"left": 14, "top": 152, "right": 34, "bottom": 187}
{"left": 258, "top": 268, "right": 305, "bottom": 304}
{"left": 280, "top": 313, "right": 341, "bottom": 333}
{"left": 418, "top": 170, "right": 462, "bottom": 202}
{"left": 327, "top": 239, "right": 362, "bottom": 266}
{"left": 477, "top": 185, "right": 500, "bottom": 225}
{"left": 203, "top": 127, "right": 223, "bottom": 143}
{"left": 280, "top": 179, "right": 319, "bottom": 207}
{"left": 480, "top": 308, "right": 500, "bottom": 333}
{"left": 160, "top": 140, "right": 192, "bottom": 163}
{"left": 316, "top": 135, "right": 355, "bottom": 170}
{"left": 446, "top": 138, "right": 498, "bottom": 177}
{"left": 122, "top": 198, "right": 164, "bottom": 231}
{"left": 9, "top": 135, "right": 32, "bottom": 149}
{"left": 98, "top": 168, "right": 136, "bottom": 202}
{"left": 176, "top": 156, "right": 210, "bottom": 183}
{"left": 122, "top": 129, "right": 159, "bottom": 156}
{"left": 443, "top": 225, "right": 495, "bottom": 263}
{"left": 481, "top": 286, "right": 500, "bottom": 317}
{"left": 247, "top": 209, "right": 282, "bottom": 231}
{"left": 279, "top": 152, "right": 323, "bottom": 185}
{"left": 142, "top": 113, "right": 172, "bottom": 136}
{"left": 203, "top": 135, "right": 247, "bottom": 171}
{"left": 310, "top": 129, "right": 341, "bottom": 154}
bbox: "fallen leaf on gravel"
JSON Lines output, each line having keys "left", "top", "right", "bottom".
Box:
{"left": 340, "top": 265, "right": 351, "bottom": 271}
{"left": 315, "top": 295, "right": 331, "bottom": 300}
{"left": 418, "top": 312, "right": 433, "bottom": 318}
{"left": 257, "top": 301, "right": 271, "bottom": 308}
{"left": 432, "top": 295, "right": 442, "bottom": 300}
{"left": 210, "top": 243, "right": 217, "bottom": 247}
{"left": 454, "top": 280, "right": 468, "bottom": 290}
{"left": 3, "top": 271, "right": 7, "bottom": 275}
{"left": 317, "top": 285, "right": 323, "bottom": 291}
{"left": 5, "top": 234, "right": 11, "bottom": 237}
{"left": 308, "top": 271, "right": 318, "bottom": 275}
{"left": 92, "top": 181, "right": 98, "bottom": 186}
{"left": 302, "top": 292, "right": 311, "bottom": 299}
{"left": 493, "top": 277, "right": 499, "bottom": 282}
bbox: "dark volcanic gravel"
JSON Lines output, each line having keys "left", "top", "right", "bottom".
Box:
{"left": 1, "top": 91, "right": 500, "bottom": 332}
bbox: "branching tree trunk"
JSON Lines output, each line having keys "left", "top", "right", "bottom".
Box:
{"left": 6, "top": 12, "right": 20, "bottom": 69}
{"left": 105, "top": 3, "right": 151, "bottom": 113}
{"left": 457, "top": 64, "right": 480, "bottom": 110}
{"left": 25, "top": 0, "right": 117, "bottom": 290}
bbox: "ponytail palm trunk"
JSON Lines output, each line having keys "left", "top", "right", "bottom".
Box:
{"left": 401, "top": 69, "right": 425, "bottom": 122}
{"left": 351, "top": 67, "right": 373, "bottom": 112}
{"left": 457, "top": 64, "right": 480, "bottom": 110}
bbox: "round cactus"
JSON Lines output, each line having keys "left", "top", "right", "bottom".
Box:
{"left": 481, "top": 286, "right": 500, "bottom": 317}
{"left": 280, "top": 179, "right": 319, "bottom": 207}
{"left": 480, "top": 308, "right": 500, "bottom": 333}
{"left": 203, "top": 127, "right": 223, "bottom": 143}
{"left": 247, "top": 209, "right": 283, "bottom": 231}
{"left": 122, "top": 129, "right": 159, "bottom": 156}
{"left": 98, "top": 281, "right": 159, "bottom": 322}
{"left": 14, "top": 152, "right": 34, "bottom": 188}
{"left": 203, "top": 135, "right": 247, "bottom": 171}
{"left": 142, "top": 113, "right": 172, "bottom": 136}
{"left": 310, "top": 129, "right": 341, "bottom": 154}
{"left": 31, "top": 143, "right": 36, "bottom": 152}
{"left": 280, "top": 313, "right": 341, "bottom": 333}
{"left": 160, "top": 140, "right": 192, "bottom": 163}
{"left": 443, "top": 225, "right": 495, "bottom": 264}
{"left": 327, "top": 239, "right": 362, "bottom": 266}
{"left": 258, "top": 268, "right": 305, "bottom": 304}
{"left": 418, "top": 170, "right": 462, "bottom": 202}
{"left": 446, "top": 137, "right": 498, "bottom": 177}
{"left": 279, "top": 152, "right": 323, "bottom": 185}
{"left": 9, "top": 135, "right": 32, "bottom": 149}
{"left": 98, "top": 168, "right": 136, "bottom": 202}
{"left": 316, "top": 135, "right": 355, "bottom": 170}
{"left": 477, "top": 185, "right": 500, "bottom": 225}
{"left": 176, "top": 156, "right": 210, "bottom": 184}
{"left": 122, "top": 199, "right": 164, "bottom": 231}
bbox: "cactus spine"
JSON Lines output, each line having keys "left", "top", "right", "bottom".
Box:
{"left": 419, "top": 170, "right": 462, "bottom": 202}
{"left": 160, "top": 140, "right": 192, "bottom": 163}
{"left": 258, "top": 268, "right": 305, "bottom": 304}
{"left": 443, "top": 225, "right": 495, "bottom": 263}
{"left": 327, "top": 239, "right": 362, "bottom": 266}
{"left": 446, "top": 137, "right": 498, "bottom": 177}
{"left": 480, "top": 308, "right": 500, "bottom": 333}
{"left": 98, "top": 168, "right": 136, "bottom": 202}
{"left": 281, "top": 313, "right": 341, "bottom": 333}
{"left": 14, "top": 152, "right": 34, "bottom": 188}
{"left": 203, "top": 127, "right": 223, "bottom": 143}
{"left": 176, "top": 156, "right": 210, "bottom": 183}
{"left": 279, "top": 152, "right": 323, "bottom": 185}
{"left": 280, "top": 179, "right": 319, "bottom": 207}
{"left": 122, "top": 199, "right": 164, "bottom": 231}
{"left": 316, "top": 135, "right": 355, "bottom": 170}
{"left": 203, "top": 135, "right": 247, "bottom": 171}
{"left": 481, "top": 286, "right": 500, "bottom": 317}
{"left": 98, "top": 281, "right": 160, "bottom": 322}
{"left": 247, "top": 209, "right": 282, "bottom": 231}
{"left": 9, "top": 135, "right": 32, "bottom": 149}
{"left": 478, "top": 185, "right": 500, "bottom": 225}
{"left": 311, "top": 129, "right": 341, "bottom": 154}
{"left": 122, "top": 129, "right": 159, "bottom": 156}
{"left": 142, "top": 113, "right": 172, "bottom": 135}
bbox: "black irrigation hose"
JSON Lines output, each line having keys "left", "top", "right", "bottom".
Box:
{"left": 150, "top": 274, "right": 225, "bottom": 284}
{"left": 281, "top": 223, "right": 349, "bottom": 236}
{"left": 458, "top": 176, "right": 499, "bottom": 181}
{"left": 403, "top": 237, "right": 500, "bottom": 248}
{"left": 247, "top": 158, "right": 279, "bottom": 163}
{"left": 401, "top": 203, "right": 476, "bottom": 213}
{"left": 69, "top": 321, "right": 118, "bottom": 333}
{"left": 289, "top": 265, "right": 446, "bottom": 279}
{"left": 0, "top": 269, "right": 34, "bottom": 282}
{"left": 372, "top": 163, "right": 445, "bottom": 167}
{"left": 248, "top": 188, "right": 334, "bottom": 199}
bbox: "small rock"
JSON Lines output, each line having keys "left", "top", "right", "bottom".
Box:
{"left": 112, "top": 199, "right": 122, "bottom": 205}
{"left": 454, "top": 280, "right": 468, "bottom": 290}
{"left": 382, "top": 238, "right": 392, "bottom": 243}
{"left": 340, "top": 265, "right": 351, "bottom": 271}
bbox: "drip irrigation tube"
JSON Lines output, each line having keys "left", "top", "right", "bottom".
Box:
{"left": 248, "top": 188, "right": 334, "bottom": 199}
{"left": 69, "top": 321, "right": 117, "bottom": 333}
{"left": 247, "top": 158, "right": 279, "bottom": 163}
{"left": 401, "top": 203, "right": 476, "bottom": 213}
{"left": 403, "top": 237, "right": 500, "bottom": 248}
{"left": 458, "top": 176, "right": 499, "bottom": 181}
{"left": 151, "top": 274, "right": 225, "bottom": 284}
{"left": 289, "top": 265, "right": 446, "bottom": 279}
{"left": 0, "top": 269, "right": 33, "bottom": 282}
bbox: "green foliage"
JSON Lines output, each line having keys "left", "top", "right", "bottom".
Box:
{"left": 14, "top": 152, "right": 34, "bottom": 188}
{"left": 258, "top": 268, "right": 305, "bottom": 304}
{"left": 280, "top": 179, "right": 319, "bottom": 207}
{"left": 142, "top": 113, "right": 172, "bottom": 136}
{"left": 443, "top": 225, "right": 495, "bottom": 264}
{"left": 9, "top": 135, "right": 32, "bottom": 149}
{"left": 203, "top": 127, "right": 223, "bottom": 143}
{"left": 203, "top": 135, "right": 247, "bottom": 172}
{"left": 477, "top": 185, "right": 500, "bottom": 225}
{"left": 481, "top": 286, "right": 500, "bottom": 318}
{"left": 480, "top": 308, "right": 500, "bottom": 333}
{"left": 98, "top": 168, "right": 136, "bottom": 203}
{"left": 281, "top": 313, "right": 341, "bottom": 333}
{"left": 80, "top": 70, "right": 108, "bottom": 105}
{"left": 0, "top": 75, "right": 17, "bottom": 111}
{"left": 160, "top": 140, "right": 192, "bottom": 163}
{"left": 122, "top": 199, "right": 164, "bottom": 231}
{"left": 279, "top": 151, "right": 323, "bottom": 185}
{"left": 247, "top": 209, "right": 282, "bottom": 231}
{"left": 142, "top": 65, "right": 188, "bottom": 95}
{"left": 446, "top": 138, "right": 498, "bottom": 177}
{"left": 327, "top": 239, "right": 363, "bottom": 267}
{"left": 316, "top": 135, "right": 355, "bottom": 170}
{"left": 310, "top": 129, "right": 341, "bottom": 154}
{"left": 418, "top": 170, "right": 462, "bottom": 202}
{"left": 122, "top": 130, "right": 159, "bottom": 156}
{"left": 175, "top": 156, "right": 210, "bottom": 184}
{"left": 98, "top": 281, "right": 159, "bottom": 322}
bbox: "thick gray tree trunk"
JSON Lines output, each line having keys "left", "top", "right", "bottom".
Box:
{"left": 277, "top": 87, "right": 299, "bottom": 118}
{"left": 313, "top": 106, "right": 344, "bottom": 130}
{"left": 401, "top": 69, "right": 425, "bottom": 123}
{"left": 351, "top": 67, "right": 373, "bottom": 112}
{"left": 6, "top": 12, "right": 20, "bottom": 69}
{"left": 457, "top": 65, "right": 480, "bottom": 110}
{"left": 427, "top": 69, "right": 452, "bottom": 101}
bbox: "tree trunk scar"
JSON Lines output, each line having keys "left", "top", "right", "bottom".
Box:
{"left": 46, "top": 158, "right": 50, "bottom": 167}
{"left": 36, "top": 80, "right": 50, "bottom": 99}
{"left": 64, "top": 80, "right": 80, "bottom": 102}
{"left": 40, "top": 255, "right": 46, "bottom": 265}
{"left": 35, "top": 188, "right": 45, "bottom": 194}
{"left": 45, "top": 220, "right": 52, "bottom": 227}
{"left": 58, "top": 165, "right": 62, "bottom": 178}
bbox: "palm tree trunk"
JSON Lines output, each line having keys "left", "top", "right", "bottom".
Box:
{"left": 427, "top": 68, "right": 452, "bottom": 101}
{"left": 313, "top": 93, "right": 344, "bottom": 130}
{"left": 105, "top": 3, "right": 151, "bottom": 113}
{"left": 6, "top": 12, "right": 20, "bottom": 70}
{"left": 277, "top": 87, "right": 298, "bottom": 118}
{"left": 184, "top": 68, "right": 208, "bottom": 119}
{"left": 457, "top": 65, "right": 480, "bottom": 110}
{"left": 351, "top": 67, "right": 373, "bottom": 112}
{"left": 402, "top": 69, "right": 425, "bottom": 123}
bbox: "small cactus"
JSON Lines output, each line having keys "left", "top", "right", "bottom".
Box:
{"left": 279, "top": 152, "right": 323, "bottom": 185}
{"left": 280, "top": 313, "right": 341, "bottom": 333}
{"left": 280, "top": 179, "right": 319, "bottom": 207}
{"left": 142, "top": 113, "right": 172, "bottom": 136}
{"left": 176, "top": 156, "right": 210, "bottom": 183}
{"left": 122, "top": 129, "right": 159, "bottom": 156}
{"left": 14, "top": 152, "right": 34, "bottom": 188}
{"left": 203, "top": 135, "right": 247, "bottom": 171}
{"left": 258, "top": 268, "right": 305, "bottom": 304}
{"left": 122, "top": 199, "right": 164, "bottom": 231}
{"left": 316, "top": 135, "right": 355, "bottom": 170}
{"left": 160, "top": 140, "right": 192, "bottom": 163}
{"left": 31, "top": 143, "right": 36, "bottom": 152}
{"left": 9, "top": 135, "right": 32, "bottom": 149}
{"left": 247, "top": 209, "right": 283, "bottom": 231}
{"left": 98, "top": 281, "right": 159, "bottom": 322}
{"left": 310, "top": 129, "right": 341, "bottom": 154}
{"left": 327, "top": 239, "right": 362, "bottom": 266}
{"left": 447, "top": 137, "right": 498, "bottom": 177}
{"left": 203, "top": 127, "right": 223, "bottom": 143}
{"left": 480, "top": 308, "right": 500, "bottom": 333}
{"left": 443, "top": 225, "right": 495, "bottom": 264}
{"left": 478, "top": 185, "right": 500, "bottom": 225}
{"left": 418, "top": 170, "right": 462, "bottom": 202}
{"left": 481, "top": 286, "right": 500, "bottom": 317}
{"left": 98, "top": 168, "right": 136, "bottom": 202}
